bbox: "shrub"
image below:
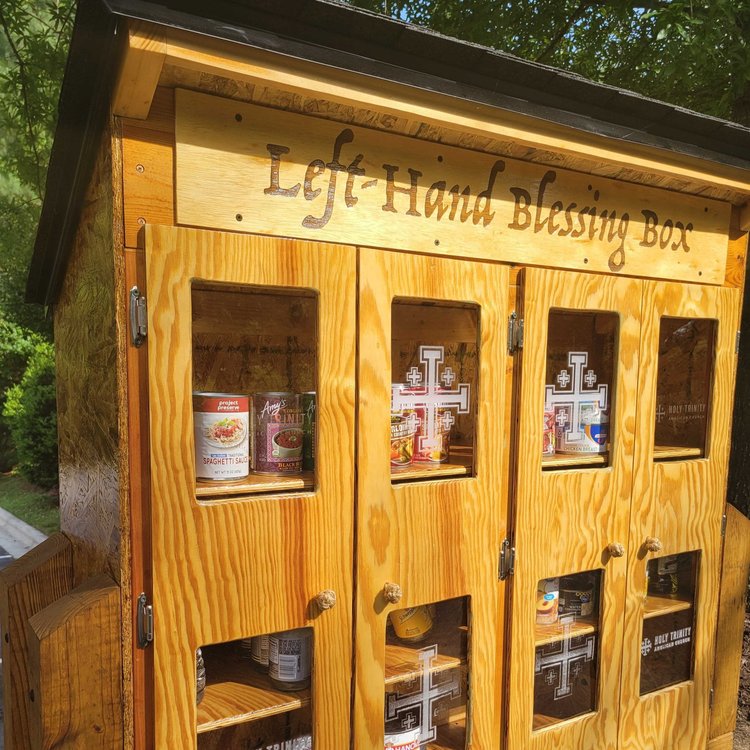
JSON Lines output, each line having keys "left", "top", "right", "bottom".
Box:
{"left": 0, "top": 319, "right": 44, "bottom": 470}
{"left": 2, "top": 341, "right": 58, "bottom": 489}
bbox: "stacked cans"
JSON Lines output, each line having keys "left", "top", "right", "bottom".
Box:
{"left": 194, "top": 391, "right": 316, "bottom": 480}
{"left": 239, "top": 629, "right": 312, "bottom": 692}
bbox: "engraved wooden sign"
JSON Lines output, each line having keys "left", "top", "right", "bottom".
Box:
{"left": 175, "top": 89, "right": 730, "bottom": 284}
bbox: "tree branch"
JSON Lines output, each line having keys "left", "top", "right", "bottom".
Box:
{"left": 534, "top": 1, "right": 590, "bottom": 64}
{"left": 0, "top": 7, "right": 44, "bottom": 198}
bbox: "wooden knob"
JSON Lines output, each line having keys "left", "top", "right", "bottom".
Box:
{"left": 644, "top": 537, "right": 663, "bottom": 553}
{"left": 607, "top": 542, "right": 625, "bottom": 558}
{"left": 314, "top": 590, "right": 337, "bottom": 611}
{"left": 383, "top": 582, "right": 403, "bottom": 604}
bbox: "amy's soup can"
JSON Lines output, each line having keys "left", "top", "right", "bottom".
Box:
{"left": 384, "top": 724, "right": 420, "bottom": 750}
{"left": 301, "top": 392, "right": 316, "bottom": 471}
{"left": 253, "top": 393, "right": 303, "bottom": 475}
{"left": 193, "top": 393, "right": 249, "bottom": 481}
{"left": 269, "top": 628, "right": 312, "bottom": 691}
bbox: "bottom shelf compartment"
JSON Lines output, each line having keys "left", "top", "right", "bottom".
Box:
{"left": 197, "top": 711, "right": 312, "bottom": 750}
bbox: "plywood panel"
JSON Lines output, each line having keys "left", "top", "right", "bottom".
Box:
{"left": 354, "top": 249, "right": 508, "bottom": 748}
{"left": 619, "top": 282, "right": 741, "bottom": 750}
{"left": 507, "top": 269, "right": 642, "bottom": 750}
{"left": 145, "top": 226, "right": 355, "bottom": 749}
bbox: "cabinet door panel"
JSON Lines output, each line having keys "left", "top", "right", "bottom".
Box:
{"left": 618, "top": 282, "right": 740, "bottom": 750}
{"left": 354, "top": 249, "right": 508, "bottom": 749}
{"left": 145, "top": 226, "right": 355, "bottom": 748}
{"left": 507, "top": 268, "right": 643, "bottom": 750}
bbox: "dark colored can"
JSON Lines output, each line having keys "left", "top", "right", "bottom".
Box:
{"left": 301, "top": 392, "right": 316, "bottom": 471}
{"left": 559, "top": 575, "right": 595, "bottom": 618}
{"left": 252, "top": 393, "right": 303, "bottom": 475}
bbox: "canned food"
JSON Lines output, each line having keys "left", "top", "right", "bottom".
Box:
{"left": 269, "top": 628, "right": 312, "bottom": 691}
{"left": 389, "top": 605, "right": 434, "bottom": 642}
{"left": 649, "top": 555, "right": 679, "bottom": 597}
{"left": 384, "top": 725, "right": 420, "bottom": 749}
{"left": 390, "top": 415, "right": 417, "bottom": 467}
{"left": 193, "top": 393, "right": 249, "bottom": 481}
{"left": 559, "top": 576, "right": 595, "bottom": 618}
{"left": 253, "top": 393, "right": 304, "bottom": 475}
{"left": 536, "top": 578, "right": 560, "bottom": 625}
{"left": 555, "top": 403, "right": 609, "bottom": 454}
{"left": 196, "top": 648, "right": 206, "bottom": 705}
{"left": 238, "top": 634, "right": 270, "bottom": 671}
{"left": 301, "top": 392, "right": 316, "bottom": 471}
{"left": 543, "top": 405, "right": 555, "bottom": 456}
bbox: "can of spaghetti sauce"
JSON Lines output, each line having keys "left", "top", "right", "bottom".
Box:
{"left": 253, "top": 393, "right": 304, "bottom": 475}
{"left": 193, "top": 393, "right": 249, "bottom": 481}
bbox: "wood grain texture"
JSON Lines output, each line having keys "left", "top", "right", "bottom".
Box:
{"left": 113, "top": 21, "right": 166, "bottom": 119}
{"left": 160, "top": 26, "right": 750, "bottom": 198}
{"left": 175, "top": 88, "right": 730, "bottom": 286}
{"left": 145, "top": 226, "right": 355, "bottom": 749}
{"left": 709, "top": 504, "right": 750, "bottom": 739}
{"left": 27, "top": 574, "right": 122, "bottom": 749}
{"left": 707, "top": 733, "right": 734, "bottom": 750}
{"left": 121, "top": 86, "right": 175, "bottom": 248}
{"left": 54, "top": 123, "right": 122, "bottom": 587}
{"left": 354, "top": 249, "right": 508, "bottom": 748}
{"left": 723, "top": 208, "right": 748, "bottom": 289}
{"left": 507, "top": 268, "right": 643, "bottom": 750}
{"left": 619, "top": 282, "right": 741, "bottom": 750}
{"left": 0, "top": 534, "right": 73, "bottom": 750}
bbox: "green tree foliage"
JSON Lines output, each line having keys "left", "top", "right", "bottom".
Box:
{"left": 349, "top": 1, "right": 750, "bottom": 125}
{"left": 0, "top": 0, "right": 75, "bottom": 334}
{"left": 2, "top": 340, "right": 57, "bottom": 489}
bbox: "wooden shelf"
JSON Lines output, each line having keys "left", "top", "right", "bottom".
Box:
{"left": 534, "top": 616, "right": 597, "bottom": 647}
{"left": 196, "top": 472, "right": 314, "bottom": 499}
{"left": 542, "top": 452, "right": 608, "bottom": 469}
{"left": 197, "top": 647, "right": 309, "bottom": 734}
{"left": 643, "top": 593, "right": 693, "bottom": 620}
{"left": 391, "top": 447, "right": 473, "bottom": 483}
{"left": 653, "top": 445, "right": 703, "bottom": 461}
{"left": 426, "top": 720, "right": 467, "bottom": 749}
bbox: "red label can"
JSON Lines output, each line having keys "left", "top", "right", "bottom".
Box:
{"left": 252, "top": 393, "right": 304, "bottom": 475}
{"left": 193, "top": 393, "right": 249, "bottom": 481}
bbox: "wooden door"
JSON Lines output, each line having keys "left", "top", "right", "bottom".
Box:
{"left": 617, "top": 282, "right": 740, "bottom": 750}
{"left": 507, "top": 268, "right": 643, "bottom": 750}
{"left": 354, "top": 248, "right": 509, "bottom": 749}
{"left": 144, "top": 226, "right": 356, "bottom": 748}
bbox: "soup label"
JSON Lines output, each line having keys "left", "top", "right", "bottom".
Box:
{"left": 193, "top": 393, "right": 249, "bottom": 481}
{"left": 253, "top": 393, "right": 304, "bottom": 475}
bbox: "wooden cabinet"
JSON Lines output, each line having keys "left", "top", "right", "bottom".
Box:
{"left": 507, "top": 269, "right": 739, "bottom": 750}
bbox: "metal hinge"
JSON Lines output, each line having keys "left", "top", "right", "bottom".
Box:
{"left": 136, "top": 592, "right": 153, "bottom": 649}
{"left": 721, "top": 513, "right": 727, "bottom": 537}
{"left": 736, "top": 330, "right": 742, "bottom": 355}
{"left": 507, "top": 312, "right": 524, "bottom": 354}
{"left": 709, "top": 687, "right": 714, "bottom": 711}
{"left": 499, "top": 539, "right": 516, "bottom": 580}
{"left": 129, "top": 286, "right": 147, "bottom": 347}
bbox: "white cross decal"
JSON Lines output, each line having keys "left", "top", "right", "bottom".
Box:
{"left": 545, "top": 352, "right": 608, "bottom": 443}
{"left": 656, "top": 404, "right": 666, "bottom": 424}
{"left": 392, "top": 346, "right": 470, "bottom": 456}
{"left": 385, "top": 644, "right": 462, "bottom": 744}
{"left": 535, "top": 634, "right": 596, "bottom": 700}
{"left": 584, "top": 370, "right": 597, "bottom": 387}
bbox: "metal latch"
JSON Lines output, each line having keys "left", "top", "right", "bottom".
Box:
{"left": 136, "top": 592, "right": 153, "bottom": 648}
{"left": 507, "top": 312, "right": 524, "bottom": 354}
{"left": 129, "top": 286, "right": 147, "bottom": 347}
{"left": 499, "top": 539, "right": 515, "bottom": 580}
{"left": 736, "top": 330, "right": 741, "bottom": 355}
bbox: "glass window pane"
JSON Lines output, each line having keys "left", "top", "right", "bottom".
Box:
{"left": 197, "top": 629, "right": 314, "bottom": 748}
{"left": 641, "top": 551, "right": 699, "bottom": 695}
{"left": 534, "top": 570, "right": 602, "bottom": 729}
{"left": 385, "top": 597, "right": 470, "bottom": 748}
{"left": 654, "top": 319, "right": 716, "bottom": 461}
{"left": 391, "top": 300, "right": 479, "bottom": 483}
{"left": 191, "top": 282, "right": 318, "bottom": 498}
{"left": 543, "top": 312, "right": 618, "bottom": 470}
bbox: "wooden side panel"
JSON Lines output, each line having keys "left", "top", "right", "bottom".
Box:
{"left": 354, "top": 250, "right": 508, "bottom": 748}
{"left": 620, "top": 283, "right": 741, "bottom": 750}
{"left": 507, "top": 269, "right": 642, "bottom": 750}
{"left": 28, "top": 574, "right": 122, "bottom": 749}
{"left": 710, "top": 505, "right": 750, "bottom": 739}
{"left": 54, "top": 123, "right": 122, "bottom": 586}
{"left": 145, "top": 226, "right": 356, "bottom": 749}
{"left": 121, "top": 86, "right": 175, "bottom": 248}
{"left": 706, "top": 733, "right": 734, "bottom": 750}
{"left": 0, "top": 534, "right": 73, "bottom": 750}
